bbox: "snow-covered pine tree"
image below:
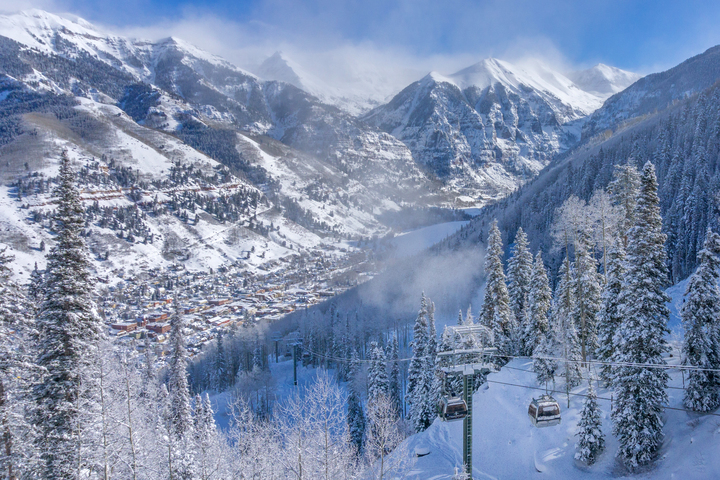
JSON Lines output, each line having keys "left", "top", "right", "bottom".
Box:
{"left": 0, "top": 249, "right": 36, "bottom": 478}
{"left": 572, "top": 231, "right": 603, "bottom": 362}
{"left": 464, "top": 305, "right": 473, "bottom": 326}
{"left": 553, "top": 257, "right": 583, "bottom": 389}
{"left": 533, "top": 330, "right": 558, "bottom": 390}
{"left": 387, "top": 334, "right": 402, "bottom": 416}
{"left": 407, "top": 294, "right": 431, "bottom": 432}
{"left": 437, "top": 327, "right": 463, "bottom": 397}
{"left": 32, "top": 152, "right": 105, "bottom": 479}
{"left": 681, "top": 230, "right": 720, "bottom": 411}
{"left": 612, "top": 161, "right": 671, "bottom": 470}
{"left": 194, "top": 393, "right": 224, "bottom": 480}
{"left": 368, "top": 342, "right": 389, "bottom": 402}
{"left": 347, "top": 389, "right": 365, "bottom": 454}
{"left": 27, "top": 261, "right": 43, "bottom": 314}
{"left": 508, "top": 227, "right": 533, "bottom": 353}
{"left": 480, "top": 220, "right": 517, "bottom": 357}
{"left": 524, "top": 251, "right": 552, "bottom": 356}
{"left": 575, "top": 383, "right": 605, "bottom": 465}
{"left": 426, "top": 301, "right": 440, "bottom": 417}
{"left": 168, "top": 300, "right": 193, "bottom": 439}
{"left": 608, "top": 163, "right": 641, "bottom": 248}
{"left": 213, "top": 331, "right": 228, "bottom": 390}
{"left": 596, "top": 241, "right": 626, "bottom": 385}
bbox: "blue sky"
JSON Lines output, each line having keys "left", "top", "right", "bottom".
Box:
{"left": 46, "top": 0, "right": 720, "bottom": 73}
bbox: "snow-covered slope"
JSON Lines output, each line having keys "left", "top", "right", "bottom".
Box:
{"left": 583, "top": 45, "right": 720, "bottom": 139}
{"left": 450, "top": 58, "right": 604, "bottom": 117}
{"left": 395, "top": 357, "right": 719, "bottom": 479}
{"left": 567, "top": 64, "right": 642, "bottom": 99}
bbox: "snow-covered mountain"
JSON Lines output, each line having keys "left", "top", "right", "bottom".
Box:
{"left": 583, "top": 45, "right": 720, "bottom": 139}
{"left": 0, "top": 9, "right": 441, "bottom": 282}
{"left": 363, "top": 58, "right": 612, "bottom": 204}
{"left": 566, "top": 63, "right": 641, "bottom": 98}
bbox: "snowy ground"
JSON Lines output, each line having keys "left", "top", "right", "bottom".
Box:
{"left": 394, "top": 353, "right": 720, "bottom": 479}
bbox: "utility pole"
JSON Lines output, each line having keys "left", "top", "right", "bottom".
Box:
{"left": 463, "top": 372, "right": 475, "bottom": 475}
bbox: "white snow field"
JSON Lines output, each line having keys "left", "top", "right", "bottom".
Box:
{"left": 395, "top": 355, "right": 720, "bottom": 479}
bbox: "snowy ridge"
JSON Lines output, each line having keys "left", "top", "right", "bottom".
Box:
{"left": 450, "top": 58, "right": 604, "bottom": 119}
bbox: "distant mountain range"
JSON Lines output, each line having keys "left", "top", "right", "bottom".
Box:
{"left": 0, "top": 8, "right": 644, "bottom": 280}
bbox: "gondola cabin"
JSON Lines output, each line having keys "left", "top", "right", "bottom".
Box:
{"left": 439, "top": 396, "right": 468, "bottom": 422}
{"left": 528, "top": 395, "right": 561, "bottom": 427}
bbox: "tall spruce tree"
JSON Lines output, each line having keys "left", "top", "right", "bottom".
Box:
{"left": 407, "top": 294, "right": 432, "bottom": 432}
{"left": 387, "top": 334, "right": 402, "bottom": 417}
{"left": 425, "top": 302, "right": 440, "bottom": 422}
{"left": 681, "top": 230, "right": 720, "bottom": 411}
{"left": 33, "top": 152, "right": 105, "bottom": 479}
{"left": 168, "top": 300, "right": 193, "bottom": 439}
{"left": 0, "top": 250, "right": 36, "bottom": 479}
{"left": 608, "top": 163, "right": 641, "bottom": 248}
{"left": 367, "top": 342, "right": 389, "bottom": 402}
{"left": 572, "top": 231, "right": 603, "bottom": 362}
{"left": 524, "top": 252, "right": 552, "bottom": 356}
{"left": 481, "top": 220, "right": 517, "bottom": 356}
{"left": 611, "top": 161, "right": 670, "bottom": 469}
{"left": 575, "top": 383, "right": 605, "bottom": 465}
{"left": 596, "top": 241, "right": 626, "bottom": 385}
{"left": 347, "top": 390, "right": 365, "bottom": 454}
{"left": 553, "top": 257, "right": 583, "bottom": 389}
{"left": 508, "top": 227, "right": 533, "bottom": 353}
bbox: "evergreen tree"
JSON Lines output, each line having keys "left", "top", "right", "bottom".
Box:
{"left": 32, "top": 152, "right": 105, "bottom": 479}
{"left": 681, "top": 230, "right": 720, "bottom": 411}
{"left": 407, "top": 294, "right": 432, "bottom": 432}
{"left": 612, "top": 161, "right": 670, "bottom": 470}
{"left": 508, "top": 227, "right": 533, "bottom": 353}
{"left": 608, "top": 163, "right": 641, "bottom": 248}
{"left": 347, "top": 390, "right": 365, "bottom": 455}
{"left": 168, "top": 301, "right": 193, "bottom": 439}
{"left": 572, "top": 231, "right": 603, "bottom": 362}
{"left": 387, "top": 334, "right": 402, "bottom": 417}
{"left": 596, "top": 242, "right": 626, "bottom": 385}
{"left": 425, "top": 302, "right": 440, "bottom": 421}
{"left": 480, "top": 220, "right": 517, "bottom": 356}
{"left": 553, "top": 257, "right": 583, "bottom": 389}
{"left": 367, "top": 342, "right": 389, "bottom": 402}
{"left": 0, "top": 250, "right": 36, "bottom": 479}
{"left": 464, "top": 305, "right": 473, "bottom": 326}
{"left": 524, "top": 252, "right": 552, "bottom": 356}
{"left": 27, "top": 261, "right": 43, "bottom": 313}
{"left": 194, "top": 393, "right": 223, "bottom": 480}
{"left": 213, "top": 331, "right": 228, "bottom": 390}
{"left": 575, "top": 383, "right": 605, "bottom": 465}
{"left": 533, "top": 330, "right": 558, "bottom": 389}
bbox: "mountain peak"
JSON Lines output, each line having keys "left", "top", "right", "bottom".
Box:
{"left": 256, "top": 51, "right": 304, "bottom": 89}
{"left": 566, "top": 64, "right": 641, "bottom": 98}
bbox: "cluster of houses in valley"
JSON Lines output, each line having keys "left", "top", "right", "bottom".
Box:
{"left": 99, "top": 248, "right": 369, "bottom": 360}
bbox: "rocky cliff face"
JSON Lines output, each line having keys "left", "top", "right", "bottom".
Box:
{"left": 363, "top": 59, "right": 608, "bottom": 204}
